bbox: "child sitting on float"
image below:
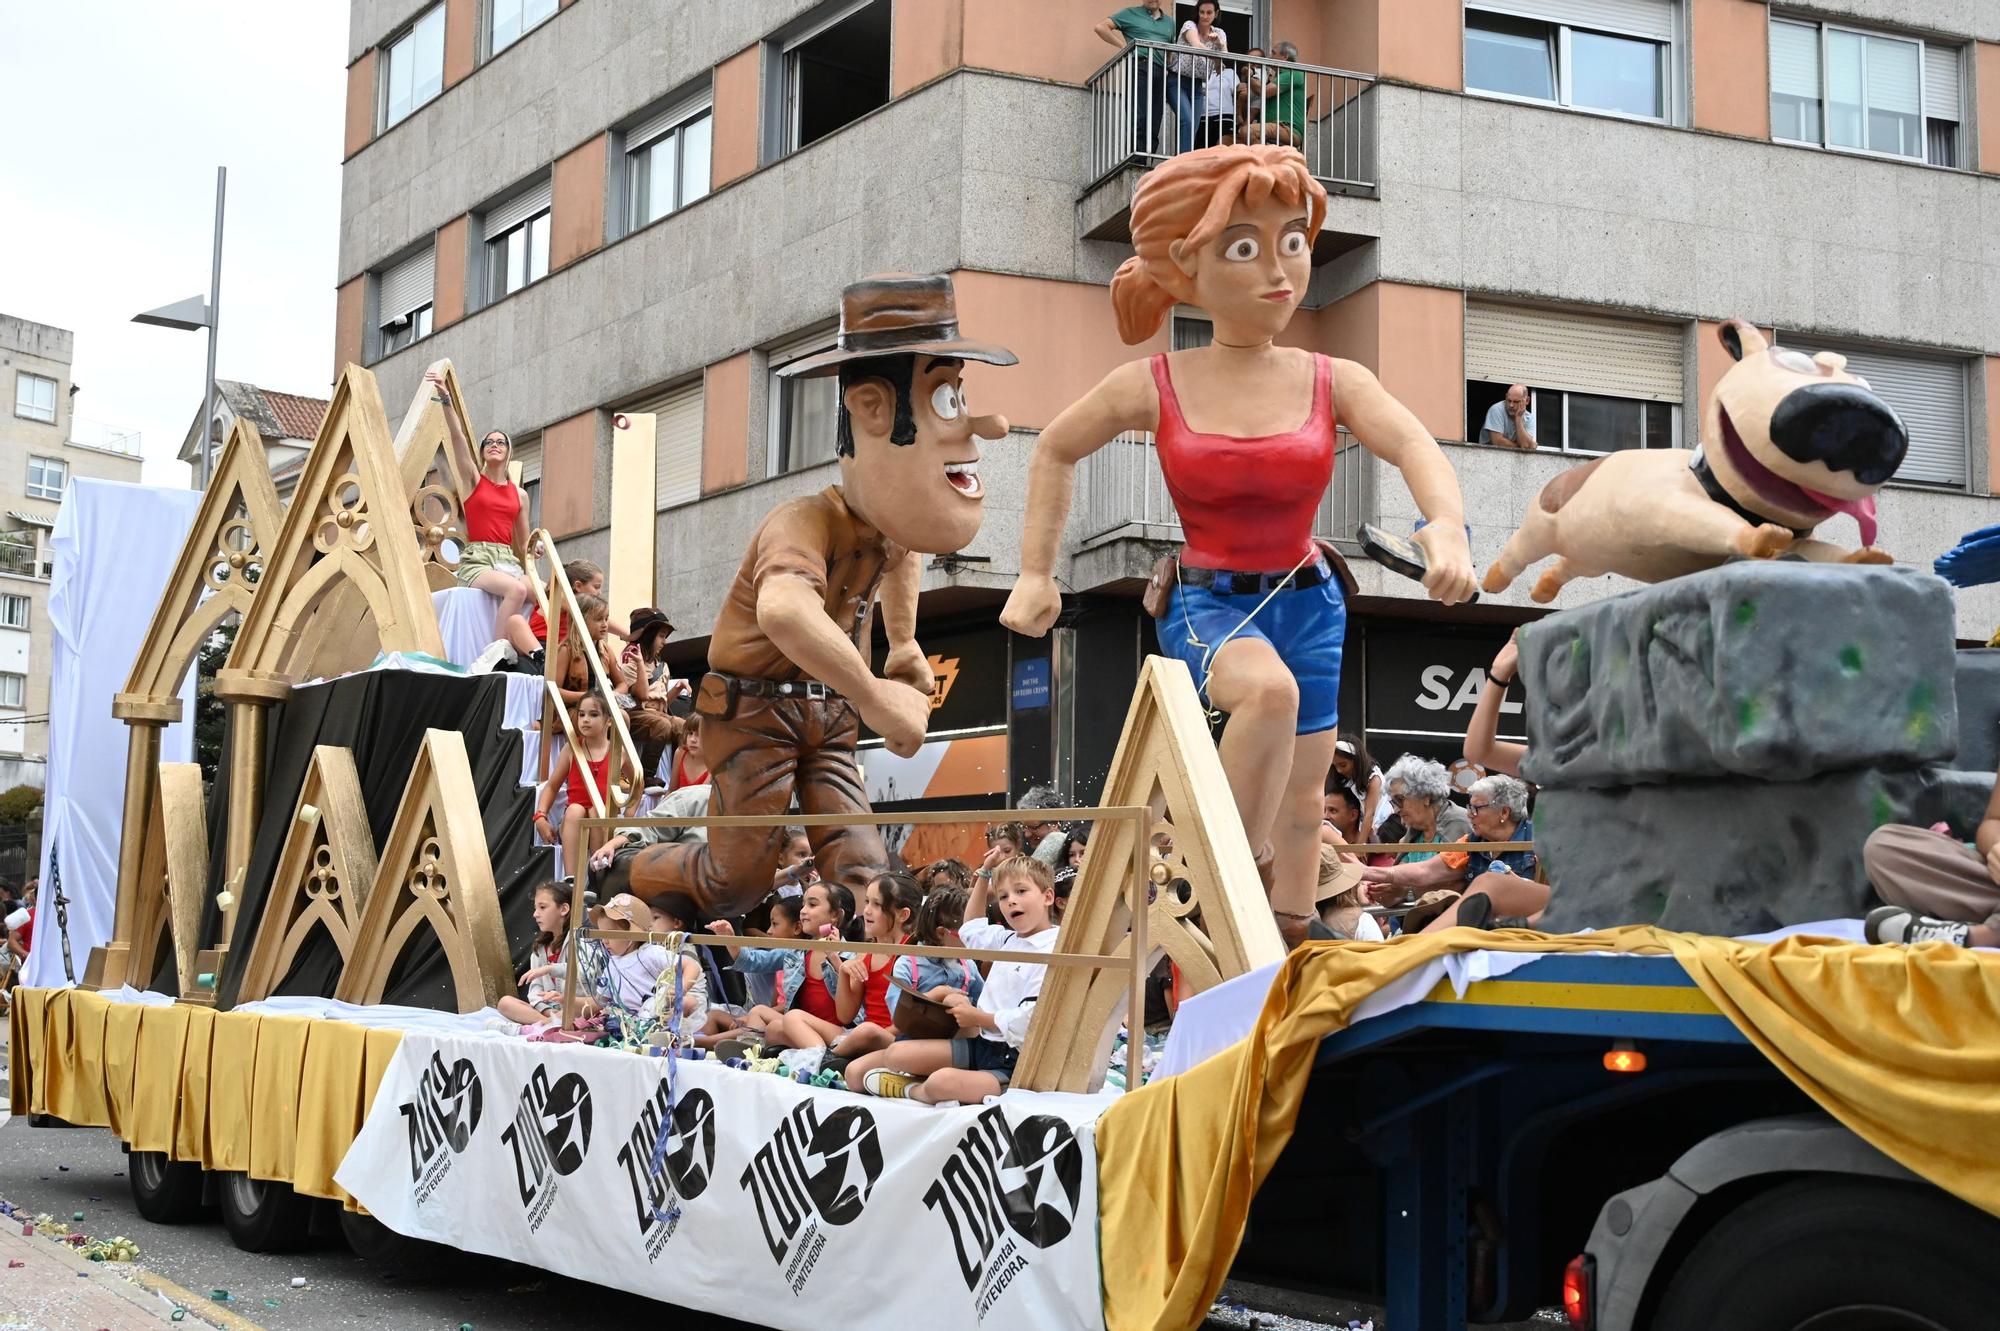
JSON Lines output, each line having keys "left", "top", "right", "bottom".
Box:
{"left": 768, "top": 871, "right": 923, "bottom": 1066}
{"left": 585, "top": 892, "right": 670, "bottom": 1042}
{"left": 640, "top": 891, "right": 711, "bottom": 1038}
{"left": 850, "top": 856, "right": 1059, "bottom": 1104}
{"left": 840, "top": 882, "right": 983, "bottom": 1091}
{"left": 533, "top": 690, "right": 614, "bottom": 883}
{"left": 693, "top": 895, "right": 802, "bottom": 1045}
{"left": 702, "top": 881, "right": 853, "bottom": 1054}
{"left": 497, "top": 880, "right": 598, "bottom": 1028}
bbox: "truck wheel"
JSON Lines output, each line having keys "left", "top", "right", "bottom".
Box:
{"left": 217, "top": 1172, "right": 313, "bottom": 1253}
{"left": 127, "top": 1152, "right": 204, "bottom": 1224}
{"left": 337, "top": 1209, "right": 443, "bottom": 1276}
{"left": 1653, "top": 1177, "right": 2000, "bottom": 1331}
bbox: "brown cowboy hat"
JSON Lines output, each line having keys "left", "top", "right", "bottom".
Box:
{"left": 776, "top": 273, "right": 1018, "bottom": 380}
{"left": 628, "top": 606, "right": 674, "bottom": 645}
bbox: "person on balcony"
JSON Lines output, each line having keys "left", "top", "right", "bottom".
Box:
{"left": 424, "top": 369, "right": 533, "bottom": 646}
{"left": 1481, "top": 384, "right": 1540, "bottom": 451}
{"left": 1245, "top": 42, "right": 1312, "bottom": 148}
{"left": 1002, "top": 146, "right": 1475, "bottom": 948}
{"left": 1175, "top": 1, "right": 1230, "bottom": 153}
{"left": 1096, "top": 1, "right": 1178, "bottom": 154}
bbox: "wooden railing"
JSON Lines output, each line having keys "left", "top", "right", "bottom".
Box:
{"left": 524, "top": 528, "right": 645, "bottom": 819}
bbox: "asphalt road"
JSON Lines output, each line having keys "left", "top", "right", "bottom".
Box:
{"left": 0, "top": 1115, "right": 765, "bottom": 1330}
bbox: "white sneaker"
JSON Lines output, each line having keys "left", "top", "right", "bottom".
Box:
{"left": 484, "top": 1016, "right": 522, "bottom": 1036}
{"left": 467, "top": 640, "right": 516, "bottom": 674}
{"left": 1865, "top": 905, "right": 1972, "bottom": 947}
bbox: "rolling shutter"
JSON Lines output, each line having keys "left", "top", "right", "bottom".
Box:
{"left": 1468, "top": 0, "right": 1672, "bottom": 41}
{"left": 624, "top": 382, "right": 704, "bottom": 509}
{"left": 512, "top": 434, "right": 543, "bottom": 485}
{"left": 1466, "top": 300, "right": 1683, "bottom": 403}
{"left": 629, "top": 90, "right": 711, "bottom": 151}
{"left": 485, "top": 178, "right": 553, "bottom": 236}
{"left": 1769, "top": 20, "right": 1820, "bottom": 101}
{"left": 1924, "top": 44, "right": 1961, "bottom": 121}
{"left": 1786, "top": 341, "right": 1968, "bottom": 488}
{"left": 378, "top": 246, "right": 435, "bottom": 322}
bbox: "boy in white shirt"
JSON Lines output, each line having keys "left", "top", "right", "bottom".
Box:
{"left": 857, "top": 856, "right": 1059, "bottom": 1104}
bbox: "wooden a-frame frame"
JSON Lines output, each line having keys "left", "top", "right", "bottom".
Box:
{"left": 332, "top": 729, "right": 511, "bottom": 1013}
{"left": 1013, "top": 656, "right": 1284, "bottom": 1093}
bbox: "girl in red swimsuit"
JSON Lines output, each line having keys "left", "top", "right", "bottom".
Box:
{"left": 534, "top": 693, "right": 614, "bottom": 884}
{"left": 1002, "top": 145, "right": 1478, "bottom": 945}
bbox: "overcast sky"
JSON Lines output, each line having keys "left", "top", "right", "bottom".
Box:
{"left": 0, "top": 2, "right": 347, "bottom": 486}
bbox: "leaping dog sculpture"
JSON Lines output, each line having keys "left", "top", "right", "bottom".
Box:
{"left": 1483, "top": 319, "right": 1908, "bottom": 602}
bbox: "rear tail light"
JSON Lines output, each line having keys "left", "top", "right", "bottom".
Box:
{"left": 1562, "top": 1253, "right": 1595, "bottom": 1329}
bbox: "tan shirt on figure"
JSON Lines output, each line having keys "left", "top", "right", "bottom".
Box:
{"left": 707, "top": 486, "right": 899, "bottom": 682}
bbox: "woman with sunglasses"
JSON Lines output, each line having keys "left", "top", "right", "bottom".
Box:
{"left": 1360, "top": 772, "right": 1543, "bottom": 933}
{"left": 426, "top": 369, "right": 534, "bottom": 645}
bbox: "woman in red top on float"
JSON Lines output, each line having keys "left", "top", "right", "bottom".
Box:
{"left": 1001, "top": 144, "right": 1477, "bottom": 946}
{"left": 424, "top": 369, "right": 535, "bottom": 644}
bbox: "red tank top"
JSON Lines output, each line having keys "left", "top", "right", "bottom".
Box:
{"left": 463, "top": 474, "right": 520, "bottom": 544}
{"left": 565, "top": 745, "right": 610, "bottom": 810}
{"left": 1151, "top": 352, "right": 1336, "bottom": 571}
{"left": 860, "top": 955, "right": 895, "bottom": 1028}
{"left": 793, "top": 956, "right": 840, "bottom": 1023}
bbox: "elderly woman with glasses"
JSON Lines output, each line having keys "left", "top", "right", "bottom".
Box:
{"left": 1381, "top": 756, "right": 1471, "bottom": 864}
{"left": 1363, "top": 773, "right": 1547, "bottom": 932}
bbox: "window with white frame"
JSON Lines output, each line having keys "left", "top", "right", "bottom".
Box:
{"left": 376, "top": 245, "right": 436, "bottom": 356}
{"left": 1463, "top": 300, "right": 1682, "bottom": 453}
{"left": 512, "top": 433, "right": 543, "bottom": 526}
{"left": 489, "top": 0, "right": 558, "bottom": 57}
{"left": 1770, "top": 19, "right": 1961, "bottom": 167}
{"left": 624, "top": 95, "right": 714, "bottom": 233}
{"left": 0, "top": 596, "right": 28, "bottom": 629}
{"left": 380, "top": 5, "right": 446, "bottom": 131}
{"left": 768, "top": 329, "right": 841, "bottom": 474}
{"left": 622, "top": 381, "right": 706, "bottom": 509}
{"left": 25, "top": 457, "right": 66, "bottom": 502}
{"left": 777, "top": 0, "right": 892, "bottom": 157}
{"left": 1464, "top": 2, "right": 1672, "bottom": 121}
{"left": 1779, "top": 338, "right": 1968, "bottom": 488}
{"left": 484, "top": 179, "right": 553, "bottom": 303}
{"left": 0, "top": 675, "right": 23, "bottom": 709}
{"left": 13, "top": 373, "right": 55, "bottom": 424}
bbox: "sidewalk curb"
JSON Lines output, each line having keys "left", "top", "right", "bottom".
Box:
{"left": 0, "top": 1225, "right": 247, "bottom": 1330}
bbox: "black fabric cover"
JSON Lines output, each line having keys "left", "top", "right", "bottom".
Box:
{"left": 164, "top": 672, "right": 551, "bottom": 1009}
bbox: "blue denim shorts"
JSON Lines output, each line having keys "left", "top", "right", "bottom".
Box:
{"left": 952, "top": 1035, "right": 1020, "bottom": 1083}
{"left": 1159, "top": 573, "right": 1347, "bottom": 735}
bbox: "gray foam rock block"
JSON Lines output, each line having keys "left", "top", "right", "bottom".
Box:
{"left": 1534, "top": 766, "right": 1959, "bottom": 936}
{"left": 1953, "top": 650, "right": 2000, "bottom": 774}
{"left": 1520, "top": 563, "right": 1957, "bottom": 790}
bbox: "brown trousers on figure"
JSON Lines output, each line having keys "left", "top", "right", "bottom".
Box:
{"left": 1863, "top": 823, "right": 2000, "bottom": 930}
{"left": 624, "top": 692, "right": 887, "bottom": 915}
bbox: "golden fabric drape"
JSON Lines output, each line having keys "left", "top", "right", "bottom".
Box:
{"left": 9, "top": 989, "right": 401, "bottom": 1206}
{"left": 1094, "top": 926, "right": 2000, "bottom": 1331}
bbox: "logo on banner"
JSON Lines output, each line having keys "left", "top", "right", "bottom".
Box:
{"left": 923, "top": 1108, "right": 1084, "bottom": 1319}
{"left": 616, "top": 1082, "right": 717, "bottom": 1260}
{"left": 740, "top": 1101, "right": 883, "bottom": 1295}
{"left": 500, "top": 1065, "right": 595, "bottom": 1232}
{"left": 399, "top": 1053, "right": 484, "bottom": 1205}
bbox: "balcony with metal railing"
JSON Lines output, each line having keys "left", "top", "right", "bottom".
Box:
{"left": 1072, "top": 432, "right": 1376, "bottom": 589}
{"left": 1079, "top": 42, "right": 1379, "bottom": 253}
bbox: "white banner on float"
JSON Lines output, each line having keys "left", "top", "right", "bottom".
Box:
{"left": 337, "top": 1034, "right": 1106, "bottom": 1331}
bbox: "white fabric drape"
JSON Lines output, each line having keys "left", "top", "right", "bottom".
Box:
{"left": 25, "top": 481, "right": 200, "bottom": 989}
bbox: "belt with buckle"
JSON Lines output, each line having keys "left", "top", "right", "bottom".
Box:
{"left": 722, "top": 673, "right": 844, "bottom": 702}
{"left": 1178, "top": 554, "right": 1333, "bottom": 596}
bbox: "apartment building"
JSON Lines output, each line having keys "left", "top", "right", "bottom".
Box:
{"left": 0, "top": 315, "right": 145, "bottom": 787}
{"left": 336, "top": 0, "right": 2000, "bottom": 797}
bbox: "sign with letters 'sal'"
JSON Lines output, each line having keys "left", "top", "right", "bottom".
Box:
{"left": 338, "top": 1034, "right": 1105, "bottom": 1331}
{"left": 1364, "top": 625, "right": 1529, "bottom": 741}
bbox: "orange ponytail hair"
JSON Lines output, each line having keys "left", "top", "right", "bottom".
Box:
{"left": 1108, "top": 144, "right": 1328, "bottom": 345}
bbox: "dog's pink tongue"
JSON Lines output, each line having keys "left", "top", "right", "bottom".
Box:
{"left": 1802, "top": 488, "right": 1878, "bottom": 547}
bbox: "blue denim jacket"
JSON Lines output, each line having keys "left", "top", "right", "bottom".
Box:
{"left": 887, "top": 954, "right": 983, "bottom": 1017}
{"left": 731, "top": 945, "right": 840, "bottom": 1010}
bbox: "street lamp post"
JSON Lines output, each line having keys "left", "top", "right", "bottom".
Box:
{"left": 134, "top": 166, "right": 226, "bottom": 488}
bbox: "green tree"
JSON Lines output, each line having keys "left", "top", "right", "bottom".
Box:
{"left": 194, "top": 620, "right": 238, "bottom": 787}
{"left": 0, "top": 784, "right": 41, "bottom": 826}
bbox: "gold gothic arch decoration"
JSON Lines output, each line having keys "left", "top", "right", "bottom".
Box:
{"left": 1014, "top": 656, "right": 1284, "bottom": 1093}
{"left": 85, "top": 423, "right": 283, "bottom": 992}
{"left": 333, "top": 729, "right": 511, "bottom": 1012}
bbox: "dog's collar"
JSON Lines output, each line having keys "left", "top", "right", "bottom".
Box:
{"left": 1688, "top": 447, "right": 1812, "bottom": 539}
